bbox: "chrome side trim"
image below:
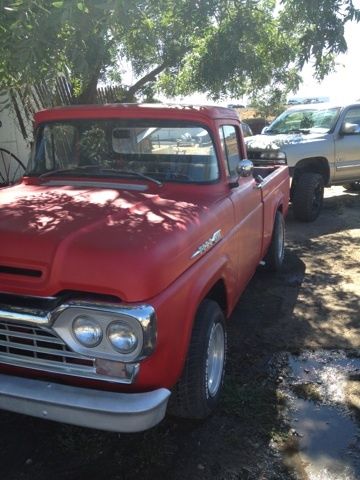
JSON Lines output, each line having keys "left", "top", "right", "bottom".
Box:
{"left": 191, "top": 229, "right": 222, "bottom": 259}
{"left": 335, "top": 162, "right": 360, "bottom": 170}
{"left": 0, "top": 374, "right": 170, "bottom": 432}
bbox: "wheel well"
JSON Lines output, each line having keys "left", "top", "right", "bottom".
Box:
{"left": 205, "top": 280, "right": 228, "bottom": 316}
{"left": 293, "top": 157, "right": 330, "bottom": 185}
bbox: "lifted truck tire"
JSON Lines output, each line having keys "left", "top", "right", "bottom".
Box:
{"left": 264, "top": 211, "right": 285, "bottom": 271}
{"left": 169, "top": 300, "right": 227, "bottom": 419}
{"left": 292, "top": 172, "right": 324, "bottom": 222}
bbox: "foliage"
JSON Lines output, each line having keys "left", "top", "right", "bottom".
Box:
{"left": 159, "top": 0, "right": 299, "bottom": 100}
{"left": 0, "top": 0, "right": 359, "bottom": 104}
{"left": 280, "top": 0, "right": 360, "bottom": 78}
{"left": 0, "top": 1, "right": 124, "bottom": 102}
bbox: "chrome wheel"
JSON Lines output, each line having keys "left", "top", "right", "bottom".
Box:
{"left": 276, "top": 217, "right": 285, "bottom": 264}
{"left": 206, "top": 322, "right": 225, "bottom": 398}
{"left": 169, "top": 300, "right": 227, "bottom": 419}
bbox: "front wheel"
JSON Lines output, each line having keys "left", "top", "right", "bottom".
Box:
{"left": 292, "top": 172, "right": 324, "bottom": 222}
{"left": 169, "top": 299, "right": 227, "bottom": 419}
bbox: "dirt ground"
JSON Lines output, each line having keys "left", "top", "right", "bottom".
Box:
{"left": 0, "top": 186, "right": 359, "bottom": 480}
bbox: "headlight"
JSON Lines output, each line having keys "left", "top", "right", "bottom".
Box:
{"left": 107, "top": 321, "right": 139, "bottom": 353}
{"left": 260, "top": 151, "right": 287, "bottom": 162}
{"left": 73, "top": 316, "right": 103, "bottom": 347}
{"left": 52, "top": 302, "right": 156, "bottom": 363}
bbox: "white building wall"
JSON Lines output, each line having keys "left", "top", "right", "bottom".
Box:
{"left": 0, "top": 91, "right": 32, "bottom": 163}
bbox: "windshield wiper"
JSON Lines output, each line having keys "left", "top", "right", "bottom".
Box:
{"left": 264, "top": 129, "right": 280, "bottom": 134}
{"left": 265, "top": 128, "right": 311, "bottom": 135}
{"left": 99, "top": 168, "right": 163, "bottom": 186}
{"left": 287, "top": 128, "right": 311, "bottom": 134}
{"left": 36, "top": 165, "right": 162, "bottom": 186}
{"left": 36, "top": 165, "right": 100, "bottom": 180}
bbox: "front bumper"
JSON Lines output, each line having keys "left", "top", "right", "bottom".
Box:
{"left": 0, "top": 373, "right": 170, "bottom": 432}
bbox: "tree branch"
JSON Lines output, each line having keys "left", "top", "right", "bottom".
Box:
{"left": 123, "top": 62, "right": 168, "bottom": 101}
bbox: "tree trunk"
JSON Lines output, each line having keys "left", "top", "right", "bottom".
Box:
{"left": 121, "top": 63, "right": 168, "bottom": 102}
{"left": 75, "top": 63, "right": 102, "bottom": 104}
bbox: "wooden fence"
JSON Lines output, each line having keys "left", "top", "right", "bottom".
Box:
{"left": 8, "top": 78, "right": 126, "bottom": 141}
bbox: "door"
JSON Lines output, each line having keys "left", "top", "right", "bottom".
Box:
{"left": 334, "top": 106, "right": 360, "bottom": 182}
{"left": 219, "top": 125, "right": 263, "bottom": 293}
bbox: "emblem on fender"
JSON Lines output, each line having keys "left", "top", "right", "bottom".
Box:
{"left": 191, "top": 229, "right": 222, "bottom": 259}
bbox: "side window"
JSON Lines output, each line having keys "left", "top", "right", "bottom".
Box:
{"left": 342, "top": 108, "right": 360, "bottom": 133}
{"left": 219, "top": 125, "right": 241, "bottom": 176}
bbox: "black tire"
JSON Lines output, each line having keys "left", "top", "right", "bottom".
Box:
{"left": 292, "top": 172, "right": 324, "bottom": 222}
{"left": 169, "top": 299, "right": 227, "bottom": 419}
{"left": 344, "top": 181, "right": 360, "bottom": 192}
{"left": 264, "top": 210, "right": 285, "bottom": 272}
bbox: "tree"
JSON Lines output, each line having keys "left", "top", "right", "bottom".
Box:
{"left": 249, "top": 88, "right": 287, "bottom": 121}
{"left": 0, "top": 0, "right": 359, "bottom": 104}
{"left": 280, "top": 0, "right": 360, "bottom": 78}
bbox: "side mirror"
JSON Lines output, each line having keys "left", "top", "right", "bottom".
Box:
{"left": 237, "top": 159, "right": 254, "bottom": 177}
{"left": 340, "top": 122, "right": 359, "bottom": 135}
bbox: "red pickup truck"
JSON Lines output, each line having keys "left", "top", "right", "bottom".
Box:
{"left": 0, "top": 104, "right": 289, "bottom": 432}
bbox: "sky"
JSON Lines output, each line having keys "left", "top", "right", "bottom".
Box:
{"left": 295, "top": 20, "right": 360, "bottom": 104}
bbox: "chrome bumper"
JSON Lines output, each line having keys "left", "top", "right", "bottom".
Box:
{"left": 0, "top": 374, "right": 170, "bottom": 432}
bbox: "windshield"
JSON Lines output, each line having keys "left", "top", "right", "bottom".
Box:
{"left": 266, "top": 107, "right": 340, "bottom": 134}
{"left": 28, "top": 120, "right": 219, "bottom": 184}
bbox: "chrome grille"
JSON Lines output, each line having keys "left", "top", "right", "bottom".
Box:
{"left": 0, "top": 321, "right": 97, "bottom": 377}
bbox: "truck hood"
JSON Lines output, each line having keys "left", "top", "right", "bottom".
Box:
{"left": 0, "top": 183, "right": 230, "bottom": 301}
{"left": 245, "top": 132, "right": 328, "bottom": 152}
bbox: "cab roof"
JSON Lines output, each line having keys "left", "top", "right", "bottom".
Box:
{"left": 35, "top": 103, "right": 240, "bottom": 125}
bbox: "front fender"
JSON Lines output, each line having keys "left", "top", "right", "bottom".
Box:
{"left": 135, "top": 246, "right": 234, "bottom": 390}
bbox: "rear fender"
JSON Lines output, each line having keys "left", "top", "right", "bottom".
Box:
{"left": 293, "top": 157, "right": 330, "bottom": 186}
{"left": 261, "top": 169, "right": 289, "bottom": 257}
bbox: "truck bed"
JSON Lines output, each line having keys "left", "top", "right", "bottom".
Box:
{"left": 253, "top": 165, "right": 290, "bottom": 258}
{"left": 253, "top": 165, "right": 282, "bottom": 181}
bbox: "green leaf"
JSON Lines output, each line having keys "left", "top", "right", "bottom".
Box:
{"left": 76, "top": 2, "right": 89, "bottom": 13}
{"left": 52, "top": 1, "right": 64, "bottom": 7}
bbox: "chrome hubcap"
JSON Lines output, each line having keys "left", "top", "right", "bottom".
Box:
{"left": 277, "top": 221, "right": 285, "bottom": 263}
{"left": 206, "top": 322, "right": 225, "bottom": 397}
